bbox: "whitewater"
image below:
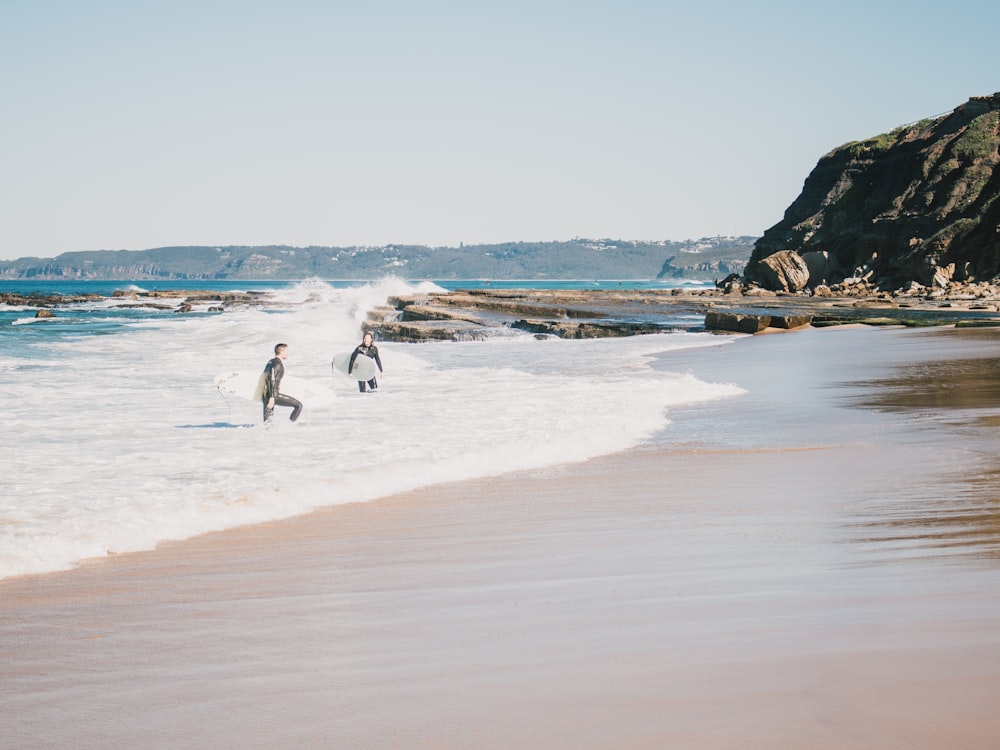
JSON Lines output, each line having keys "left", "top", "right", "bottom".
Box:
{"left": 0, "top": 278, "right": 745, "bottom": 580}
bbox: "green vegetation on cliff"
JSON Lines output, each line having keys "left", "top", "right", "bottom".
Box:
{"left": 746, "top": 92, "right": 1000, "bottom": 290}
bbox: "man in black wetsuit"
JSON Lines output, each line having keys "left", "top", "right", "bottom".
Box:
{"left": 262, "top": 342, "right": 303, "bottom": 423}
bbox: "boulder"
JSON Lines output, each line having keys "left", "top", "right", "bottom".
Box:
{"left": 930, "top": 263, "right": 956, "bottom": 288}
{"left": 768, "top": 314, "right": 812, "bottom": 329}
{"left": 757, "top": 251, "right": 810, "bottom": 292}
{"left": 704, "top": 311, "right": 772, "bottom": 333}
{"left": 716, "top": 273, "right": 744, "bottom": 295}
{"left": 801, "top": 250, "right": 843, "bottom": 286}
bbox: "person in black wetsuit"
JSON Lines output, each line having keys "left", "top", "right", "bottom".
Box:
{"left": 262, "top": 342, "right": 303, "bottom": 422}
{"left": 348, "top": 332, "right": 384, "bottom": 393}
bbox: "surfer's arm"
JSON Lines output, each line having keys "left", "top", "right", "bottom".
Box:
{"left": 348, "top": 348, "right": 360, "bottom": 370}
{"left": 372, "top": 347, "right": 383, "bottom": 372}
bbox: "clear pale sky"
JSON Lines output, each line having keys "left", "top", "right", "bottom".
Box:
{"left": 2, "top": 0, "right": 998, "bottom": 261}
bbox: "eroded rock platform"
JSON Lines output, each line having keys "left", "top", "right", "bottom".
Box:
{"left": 362, "top": 288, "right": 1000, "bottom": 341}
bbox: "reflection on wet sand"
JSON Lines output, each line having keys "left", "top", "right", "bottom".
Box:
{"left": 845, "top": 327, "right": 1000, "bottom": 560}
{"left": 849, "top": 483, "right": 1000, "bottom": 561}
{"left": 854, "top": 357, "right": 1000, "bottom": 412}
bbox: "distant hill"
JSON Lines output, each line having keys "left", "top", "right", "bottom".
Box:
{"left": 0, "top": 237, "right": 754, "bottom": 281}
{"left": 745, "top": 92, "right": 1000, "bottom": 291}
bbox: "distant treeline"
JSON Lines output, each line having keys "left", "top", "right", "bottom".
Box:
{"left": 0, "top": 237, "right": 755, "bottom": 281}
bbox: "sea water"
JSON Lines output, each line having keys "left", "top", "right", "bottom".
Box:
{"left": 0, "top": 278, "right": 743, "bottom": 580}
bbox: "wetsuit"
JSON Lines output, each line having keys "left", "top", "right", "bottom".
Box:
{"left": 349, "top": 342, "right": 383, "bottom": 392}
{"left": 262, "top": 356, "right": 303, "bottom": 422}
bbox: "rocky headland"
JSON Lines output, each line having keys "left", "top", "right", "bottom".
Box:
{"left": 743, "top": 92, "right": 1000, "bottom": 295}
{"left": 8, "top": 91, "right": 1000, "bottom": 337}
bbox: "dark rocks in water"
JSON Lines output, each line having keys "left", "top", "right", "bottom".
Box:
{"left": 372, "top": 289, "right": 695, "bottom": 341}
{"left": 110, "top": 302, "right": 175, "bottom": 310}
{"left": 365, "top": 320, "right": 496, "bottom": 342}
{"left": 2, "top": 289, "right": 270, "bottom": 317}
{"left": 132, "top": 290, "right": 267, "bottom": 305}
{"left": 34, "top": 308, "right": 56, "bottom": 318}
{"left": 398, "top": 303, "right": 494, "bottom": 327}
{"left": 7, "top": 285, "right": 1000, "bottom": 342}
{"left": 511, "top": 319, "right": 665, "bottom": 338}
{"left": 2, "top": 292, "right": 103, "bottom": 307}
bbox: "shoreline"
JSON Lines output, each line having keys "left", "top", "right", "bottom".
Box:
{"left": 4, "top": 325, "right": 1000, "bottom": 748}
{"left": 6, "top": 284, "right": 1000, "bottom": 336}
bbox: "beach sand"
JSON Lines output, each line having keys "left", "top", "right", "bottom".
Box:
{"left": 3, "top": 325, "right": 1000, "bottom": 749}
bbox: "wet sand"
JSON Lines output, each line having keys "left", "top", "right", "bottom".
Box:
{"left": 3, "top": 325, "right": 1000, "bottom": 749}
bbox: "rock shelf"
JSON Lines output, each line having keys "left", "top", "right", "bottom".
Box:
{"left": 6, "top": 285, "right": 1000, "bottom": 337}
{"left": 363, "top": 287, "right": 1000, "bottom": 341}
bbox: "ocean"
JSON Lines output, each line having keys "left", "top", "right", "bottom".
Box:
{"left": 0, "top": 277, "right": 742, "bottom": 580}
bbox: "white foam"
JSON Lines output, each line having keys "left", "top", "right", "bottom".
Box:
{"left": 0, "top": 279, "right": 744, "bottom": 579}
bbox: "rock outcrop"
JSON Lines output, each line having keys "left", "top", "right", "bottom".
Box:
{"left": 2, "top": 289, "right": 269, "bottom": 316}
{"left": 9, "top": 286, "right": 1000, "bottom": 339}
{"left": 703, "top": 311, "right": 812, "bottom": 334}
{"left": 745, "top": 92, "right": 1000, "bottom": 292}
{"left": 371, "top": 290, "right": 695, "bottom": 341}
{"left": 361, "top": 287, "right": 1000, "bottom": 340}
{"left": 755, "top": 250, "right": 810, "bottom": 293}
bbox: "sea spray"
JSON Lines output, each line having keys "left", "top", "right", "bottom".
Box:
{"left": 0, "top": 279, "right": 745, "bottom": 579}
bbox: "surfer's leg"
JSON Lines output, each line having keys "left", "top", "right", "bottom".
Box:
{"left": 275, "top": 394, "right": 303, "bottom": 421}
{"left": 367, "top": 377, "right": 378, "bottom": 391}
{"left": 357, "top": 380, "right": 366, "bottom": 393}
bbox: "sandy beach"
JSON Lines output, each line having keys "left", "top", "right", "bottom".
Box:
{"left": 4, "top": 324, "right": 1000, "bottom": 749}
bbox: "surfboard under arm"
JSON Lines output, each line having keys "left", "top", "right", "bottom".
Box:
{"left": 332, "top": 352, "right": 378, "bottom": 381}
{"left": 214, "top": 370, "right": 336, "bottom": 406}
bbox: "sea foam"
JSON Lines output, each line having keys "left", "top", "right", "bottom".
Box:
{"left": 0, "top": 279, "right": 744, "bottom": 579}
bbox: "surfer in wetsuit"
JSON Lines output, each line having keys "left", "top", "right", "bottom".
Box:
{"left": 348, "top": 332, "right": 384, "bottom": 393}
{"left": 262, "top": 343, "right": 303, "bottom": 422}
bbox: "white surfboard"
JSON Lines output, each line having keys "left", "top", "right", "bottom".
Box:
{"left": 214, "top": 370, "right": 336, "bottom": 407}
{"left": 331, "top": 352, "right": 378, "bottom": 381}
{"left": 214, "top": 370, "right": 266, "bottom": 400}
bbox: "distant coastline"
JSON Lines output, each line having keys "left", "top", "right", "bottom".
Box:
{"left": 0, "top": 236, "right": 753, "bottom": 282}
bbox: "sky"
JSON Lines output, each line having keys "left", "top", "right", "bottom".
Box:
{"left": 2, "top": 0, "right": 999, "bottom": 261}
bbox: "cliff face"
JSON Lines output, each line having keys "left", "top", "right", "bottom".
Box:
{"left": 745, "top": 93, "right": 1000, "bottom": 291}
